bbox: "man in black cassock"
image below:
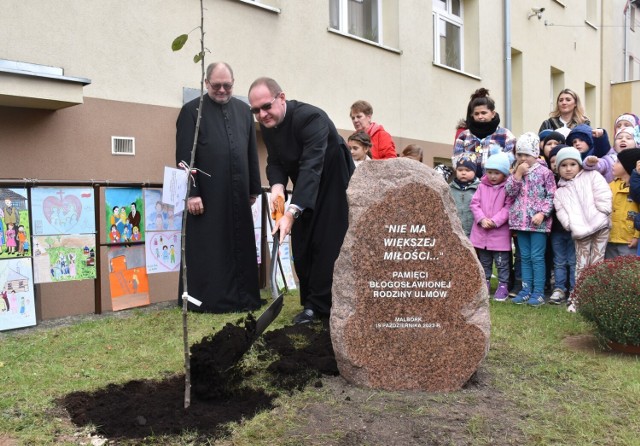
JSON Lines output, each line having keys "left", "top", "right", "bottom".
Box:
{"left": 248, "top": 77, "right": 355, "bottom": 324}
{"left": 175, "top": 62, "right": 262, "bottom": 313}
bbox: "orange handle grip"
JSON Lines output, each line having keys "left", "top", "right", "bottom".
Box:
{"left": 271, "top": 195, "right": 285, "bottom": 222}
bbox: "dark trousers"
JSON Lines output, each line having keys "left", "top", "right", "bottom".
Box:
{"left": 476, "top": 249, "right": 511, "bottom": 283}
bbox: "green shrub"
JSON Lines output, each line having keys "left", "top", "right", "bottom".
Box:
{"left": 574, "top": 256, "right": 640, "bottom": 346}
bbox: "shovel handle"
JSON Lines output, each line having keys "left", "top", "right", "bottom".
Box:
{"left": 271, "top": 195, "right": 285, "bottom": 222}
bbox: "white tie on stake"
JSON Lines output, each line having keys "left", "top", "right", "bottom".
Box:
{"left": 182, "top": 292, "right": 202, "bottom": 307}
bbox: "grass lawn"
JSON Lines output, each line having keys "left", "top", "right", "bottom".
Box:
{"left": 1, "top": 292, "right": 639, "bottom": 445}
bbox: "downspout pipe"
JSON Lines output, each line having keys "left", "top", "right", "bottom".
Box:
{"left": 504, "top": 0, "right": 512, "bottom": 130}
{"left": 624, "top": 5, "right": 629, "bottom": 81}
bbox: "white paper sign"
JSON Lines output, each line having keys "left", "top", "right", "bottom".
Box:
{"left": 162, "top": 167, "right": 188, "bottom": 214}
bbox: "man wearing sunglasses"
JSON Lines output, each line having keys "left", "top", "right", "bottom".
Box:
{"left": 248, "top": 77, "right": 355, "bottom": 324}
{"left": 176, "top": 62, "right": 262, "bottom": 314}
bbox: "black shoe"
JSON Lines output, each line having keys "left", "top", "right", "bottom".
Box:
{"left": 508, "top": 280, "right": 522, "bottom": 297}
{"left": 292, "top": 308, "right": 316, "bottom": 324}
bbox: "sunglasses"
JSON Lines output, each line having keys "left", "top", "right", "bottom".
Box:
{"left": 207, "top": 81, "right": 233, "bottom": 91}
{"left": 250, "top": 97, "right": 277, "bottom": 115}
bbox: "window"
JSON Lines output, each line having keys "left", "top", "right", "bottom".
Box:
{"left": 330, "top": 0, "right": 382, "bottom": 44}
{"left": 432, "top": 0, "right": 463, "bottom": 70}
{"left": 585, "top": 0, "right": 598, "bottom": 27}
{"left": 584, "top": 83, "right": 596, "bottom": 121}
{"left": 550, "top": 67, "right": 565, "bottom": 112}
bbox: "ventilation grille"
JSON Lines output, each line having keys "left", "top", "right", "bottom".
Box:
{"left": 111, "top": 136, "right": 135, "bottom": 155}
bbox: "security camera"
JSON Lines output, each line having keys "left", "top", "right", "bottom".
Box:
{"left": 527, "top": 7, "right": 545, "bottom": 20}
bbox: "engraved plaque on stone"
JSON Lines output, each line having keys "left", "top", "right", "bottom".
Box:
{"left": 330, "top": 159, "right": 490, "bottom": 391}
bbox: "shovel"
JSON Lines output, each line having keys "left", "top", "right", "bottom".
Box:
{"left": 252, "top": 196, "right": 286, "bottom": 339}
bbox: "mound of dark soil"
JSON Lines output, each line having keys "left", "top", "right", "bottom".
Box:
{"left": 190, "top": 314, "right": 257, "bottom": 400}
{"left": 58, "top": 319, "right": 337, "bottom": 443}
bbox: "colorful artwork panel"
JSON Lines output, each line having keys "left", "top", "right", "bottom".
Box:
{"left": 107, "top": 245, "right": 150, "bottom": 311}
{"left": 0, "top": 258, "right": 36, "bottom": 331}
{"left": 31, "top": 187, "right": 95, "bottom": 236}
{"left": 32, "top": 234, "right": 96, "bottom": 284}
{"left": 143, "top": 189, "right": 182, "bottom": 232}
{"left": 252, "top": 198, "right": 262, "bottom": 264}
{"left": 105, "top": 188, "right": 145, "bottom": 244}
{"left": 0, "top": 188, "right": 30, "bottom": 259}
{"left": 268, "top": 240, "right": 297, "bottom": 291}
{"left": 145, "top": 231, "right": 181, "bottom": 274}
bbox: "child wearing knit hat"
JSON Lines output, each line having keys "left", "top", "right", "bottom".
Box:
{"left": 553, "top": 147, "right": 612, "bottom": 312}
{"left": 583, "top": 125, "right": 638, "bottom": 183}
{"left": 450, "top": 153, "right": 480, "bottom": 237}
{"left": 541, "top": 131, "right": 566, "bottom": 166}
{"left": 613, "top": 113, "right": 640, "bottom": 146}
{"left": 470, "top": 152, "right": 514, "bottom": 301}
{"left": 506, "top": 132, "right": 557, "bottom": 306}
{"left": 546, "top": 143, "right": 575, "bottom": 305}
{"left": 606, "top": 148, "right": 640, "bottom": 259}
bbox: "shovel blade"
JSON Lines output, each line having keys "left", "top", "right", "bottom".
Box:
{"left": 254, "top": 293, "right": 284, "bottom": 339}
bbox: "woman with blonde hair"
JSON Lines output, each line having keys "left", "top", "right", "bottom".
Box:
{"left": 539, "top": 88, "right": 590, "bottom": 132}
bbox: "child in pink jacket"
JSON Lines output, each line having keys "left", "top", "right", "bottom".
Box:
{"left": 506, "top": 132, "right": 557, "bottom": 306}
{"left": 470, "top": 152, "right": 515, "bottom": 301}
{"left": 553, "top": 147, "right": 612, "bottom": 312}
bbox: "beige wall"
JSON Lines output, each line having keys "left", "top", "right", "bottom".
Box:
{"left": 0, "top": 98, "right": 177, "bottom": 181}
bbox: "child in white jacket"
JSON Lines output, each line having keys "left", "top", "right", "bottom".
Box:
{"left": 553, "top": 147, "right": 612, "bottom": 312}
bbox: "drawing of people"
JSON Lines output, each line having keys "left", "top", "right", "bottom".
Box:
{"left": 0, "top": 209, "right": 4, "bottom": 253}
{"left": 5, "top": 223, "right": 16, "bottom": 254}
{"left": 69, "top": 253, "right": 76, "bottom": 277}
{"left": 19, "top": 295, "right": 25, "bottom": 314}
{"left": 110, "top": 206, "right": 119, "bottom": 227}
{"left": 132, "top": 269, "right": 139, "bottom": 294}
{"left": 162, "top": 245, "right": 169, "bottom": 263}
{"left": 170, "top": 244, "right": 176, "bottom": 263}
{"left": 51, "top": 206, "right": 61, "bottom": 227}
{"left": 9, "top": 290, "right": 17, "bottom": 312}
{"left": 154, "top": 214, "right": 164, "bottom": 230}
{"left": 128, "top": 202, "right": 141, "bottom": 229}
{"left": 168, "top": 213, "right": 178, "bottom": 230}
{"left": 63, "top": 203, "right": 78, "bottom": 228}
{"left": 161, "top": 204, "right": 170, "bottom": 221}
{"left": 117, "top": 207, "right": 127, "bottom": 234}
{"left": 3, "top": 198, "right": 19, "bottom": 230}
{"left": 17, "top": 225, "right": 26, "bottom": 256}
{"left": 131, "top": 226, "right": 141, "bottom": 241}
{"left": 122, "top": 220, "right": 131, "bottom": 242}
{"left": 58, "top": 253, "right": 68, "bottom": 275}
{"left": 109, "top": 224, "right": 120, "bottom": 243}
{"left": 0, "top": 291, "right": 9, "bottom": 312}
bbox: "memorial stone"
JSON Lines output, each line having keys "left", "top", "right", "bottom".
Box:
{"left": 331, "top": 158, "right": 490, "bottom": 391}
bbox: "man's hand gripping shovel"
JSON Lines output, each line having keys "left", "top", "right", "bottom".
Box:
{"left": 253, "top": 195, "right": 286, "bottom": 339}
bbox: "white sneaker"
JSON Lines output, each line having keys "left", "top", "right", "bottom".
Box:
{"left": 567, "top": 302, "right": 576, "bottom": 313}
{"left": 550, "top": 288, "right": 565, "bottom": 305}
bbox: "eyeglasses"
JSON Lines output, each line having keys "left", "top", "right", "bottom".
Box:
{"left": 250, "top": 97, "right": 277, "bottom": 115}
{"left": 207, "top": 81, "right": 233, "bottom": 91}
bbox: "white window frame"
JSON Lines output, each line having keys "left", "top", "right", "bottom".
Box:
{"left": 236, "top": 0, "right": 280, "bottom": 14}
{"left": 330, "top": 0, "right": 383, "bottom": 45}
{"left": 432, "top": 0, "right": 464, "bottom": 71}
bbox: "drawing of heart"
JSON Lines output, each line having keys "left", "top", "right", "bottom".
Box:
{"left": 148, "top": 232, "right": 180, "bottom": 270}
{"left": 43, "top": 194, "right": 82, "bottom": 233}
